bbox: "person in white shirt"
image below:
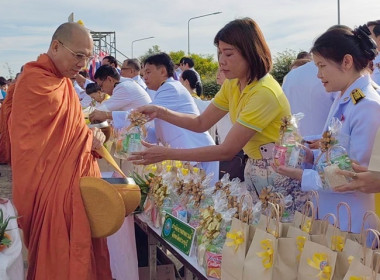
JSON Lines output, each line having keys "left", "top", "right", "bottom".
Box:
{"left": 273, "top": 25, "right": 380, "bottom": 233}
{"left": 89, "top": 65, "right": 151, "bottom": 121}
{"left": 120, "top": 58, "right": 147, "bottom": 89}
{"left": 368, "top": 20, "right": 380, "bottom": 85}
{"left": 282, "top": 61, "right": 335, "bottom": 138}
{"left": 134, "top": 53, "right": 219, "bottom": 183}
{"left": 179, "top": 57, "right": 202, "bottom": 87}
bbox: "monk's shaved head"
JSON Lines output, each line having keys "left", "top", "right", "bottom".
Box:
{"left": 48, "top": 22, "right": 93, "bottom": 78}
{"left": 51, "top": 22, "right": 90, "bottom": 45}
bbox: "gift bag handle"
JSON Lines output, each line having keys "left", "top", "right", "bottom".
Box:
{"left": 266, "top": 202, "right": 280, "bottom": 238}
{"left": 239, "top": 193, "right": 254, "bottom": 224}
{"left": 336, "top": 202, "right": 352, "bottom": 232}
{"left": 322, "top": 213, "right": 338, "bottom": 235}
{"left": 300, "top": 200, "right": 315, "bottom": 232}
{"left": 95, "top": 146, "right": 127, "bottom": 178}
{"left": 309, "top": 190, "right": 320, "bottom": 219}
{"left": 360, "top": 211, "right": 380, "bottom": 245}
{"left": 362, "top": 229, "right": 380, "bottom": 267}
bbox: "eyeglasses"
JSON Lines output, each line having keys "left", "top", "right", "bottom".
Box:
{"left": 58, "top": 41, "right": 94, "bottom": 63}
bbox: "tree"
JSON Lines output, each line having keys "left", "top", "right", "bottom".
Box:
{"left": 138, "top": 45, "right": 162, "bottom": 63}
{"left": 139, "top": 47, "right": 221, "bottom": 97}
{"left": 270, "top": 49, "right": 297, "bottom": 85}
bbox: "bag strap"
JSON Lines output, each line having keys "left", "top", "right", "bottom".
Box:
{"left": 336, "top": 202, "right": 352, "bottom": 232}
{"left": 360, "top": 211, "right": 380, "bottom": 245}
{"left": 95, "top": 146, "right": 127, "bottom": 178}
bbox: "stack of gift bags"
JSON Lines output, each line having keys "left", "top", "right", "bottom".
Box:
{"left": 221, "top": 191, "right": 380, "bottom": 280}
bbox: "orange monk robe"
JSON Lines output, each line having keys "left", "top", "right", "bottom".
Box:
{"left": 0, "top": 82, "right": 15, "bottom": 164}
{"left": 9, "top": 54, "right": 112, "bottom": 280}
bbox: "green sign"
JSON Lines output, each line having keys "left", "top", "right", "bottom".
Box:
{"left": 161, "top": 213, "right": 195, "bottom": 255}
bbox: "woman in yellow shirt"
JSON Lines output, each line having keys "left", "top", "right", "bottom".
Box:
{"left": 129, "top": 17, "right": 305, "bottom": 208}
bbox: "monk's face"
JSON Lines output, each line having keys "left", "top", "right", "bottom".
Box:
{"left": 51, "top": 28, "right": 93, "bottom": 78}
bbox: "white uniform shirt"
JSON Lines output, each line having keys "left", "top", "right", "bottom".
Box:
{"left": 282, "top": 62, "right": 335, "bottom": 137}
{"left": 97, "top": 78, "right": 151, "bottom": 112}
{"left": 301, "top": 75, "right": 380, "bottom": 232}
{"left": 73, "top": 80, "right": 92, "bottom": 108}
{"left": 152, "top": 78, "right": 219, "bottom": 183}
{"left": 372, "top": 54, "right": 380, "bottom": 85}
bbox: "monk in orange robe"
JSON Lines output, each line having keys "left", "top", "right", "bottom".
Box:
{"left": 0, "top": 82, "right": 15, "bottom": 164}
{"left": 9, "top": 22, "right": 112, "bottom": 279}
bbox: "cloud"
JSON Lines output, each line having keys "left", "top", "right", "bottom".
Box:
{"left": 0, "top": 0, "right": 379, "bottom": 77}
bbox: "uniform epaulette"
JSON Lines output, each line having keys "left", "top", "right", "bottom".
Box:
{"left": 350, "top": 89, "right": 365, "bottom": 105}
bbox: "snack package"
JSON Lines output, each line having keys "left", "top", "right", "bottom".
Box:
{"left": 315, "top": 118, "right": 353, "bottom": 190}
{"left": 273, "top": 113, "right": 306, "bottom": 168}
{"left": 114, "top": 110, "right": 148, "bottom": 159}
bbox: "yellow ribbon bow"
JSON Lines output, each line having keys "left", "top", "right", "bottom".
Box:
{"left": 331, "top": 235, "right": 345, "bottom": 252}
{"left": 349, "top": 277, "right": 366, "bottom": 280}
{"left": 302, "top": 219, "right": 312, "bottom": 233}
{"left": 347, "top": 255, "right": 354, "bottom": 265}
{"left": 181, "top": 168, "right": 189, "bottom": 176}
{"left": 226, "top": 230, "right": 244, "bottom": 252}
{"left": 296, "top": 236, "right": 307, "bottom": 261}
{"left": 256, "top": 239, "right": 274, "bottom": 269}
{"left": 307, "top": 253, "right": 332, "bottom": 280}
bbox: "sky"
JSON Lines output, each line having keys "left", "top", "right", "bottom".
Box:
{"left": 1, "top": 0, "right": 380, "bottom": 78}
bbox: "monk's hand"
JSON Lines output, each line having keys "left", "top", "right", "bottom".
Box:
{"left": 90, "top": 127, "right": 105, "bottom": 150}
{"left": 334, "top": 163, "right": 380, "bottom": 193}
{"left": 128, "top": 140, "right": 170, "bottom": 165}
{"left": 270, "top": 163, "right": 303, "bottom": 181}
{"left": 89, "top": 110, "right": 108, "bottom": 123}
{"left": 134, "top": 105, "right": 164, "bottom": 121}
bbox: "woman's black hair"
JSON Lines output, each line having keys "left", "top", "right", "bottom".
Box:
{"left": 311, "top": 25, "right": 378, "bottom": 71}
{"left": 181, "top": 70, "right": 203, "bottom": 96}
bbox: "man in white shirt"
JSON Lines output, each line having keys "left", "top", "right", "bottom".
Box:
{"left": 121, "top": 58, "right": 156, "bottom": 99}
{"left": 368, "top": 20, "right": 380, "bottom": 85}
{"left": 89, "top": 65, "right": 151, "bottom": 120}
{"left": 282, "top": 61, "right": 335, "bottom": 138}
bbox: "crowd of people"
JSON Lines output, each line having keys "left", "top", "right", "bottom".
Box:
{"left": 1, "top": 17, "right": 380, "bottom": 280}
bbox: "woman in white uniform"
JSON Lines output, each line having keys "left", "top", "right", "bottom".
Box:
{"left": 274, "top": 25, "right": 380, "bottom": 233}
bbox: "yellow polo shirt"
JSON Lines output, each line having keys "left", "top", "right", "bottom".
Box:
{"left": 213, "top": 74, "right": 290, "bottom": 159}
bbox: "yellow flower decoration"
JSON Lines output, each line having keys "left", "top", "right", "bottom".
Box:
{"left": 296, "top": 236, "right": 306, "bottom": 261}
{"left": 181, "top": 168, "right": 189, "bottom": 176}
{"left": 146, "top": 164, "right": 157, "bottom": 173}
{"left": 193, "top": 167, "right": 199, "bottom": 173}
{"left": 347, "top": 255, "right": 354, "bottom": 265}
{"left": 175, "top": 161, "right": 182, "bottom": 168}
{"left": 331, "top": 235, "right": 345, "bottom": 252}
{"left": 307, "top": 253, "right": 332, "bottom": 280}
{"left": 349, "top": 277, "right": 366, "bottom": 280}
{"left": 302, "top": 219, "right": 312, "bottom": 233}
{"left": 256, "top": 239, "right": 274, "bottom": 269}
{"left": 226, "top": 230, "right": 244, "bottom": 252}
{"left": 166, "top": 165, "right": 172, "bottom": 172}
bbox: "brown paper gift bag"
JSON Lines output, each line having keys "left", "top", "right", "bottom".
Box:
{"left": 244, "top": 203, "right": 300, "bottom": 280}
{"left": 297, "top": 240, "right": 338, "bottom": 280}
{"left": 343, "top": 234, "right": 380, "bottom": 280}
{"left": 221, "top": 217, "right": 250, "bottom": 280}
{"left": 243, "top": 203, "right": 279, "bottom": 280}
{"left": 348, "top": 211, "right": 380, "bottom": 244}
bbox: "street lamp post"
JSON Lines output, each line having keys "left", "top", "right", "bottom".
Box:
{"left": 131, "top": 36, "right": 155, "bottom": 58}
{"left": 337, "top": 0, "right": 340, "bottom": 24}
{"left": 187, "top": 12, "right": 222, "bottom": 55}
